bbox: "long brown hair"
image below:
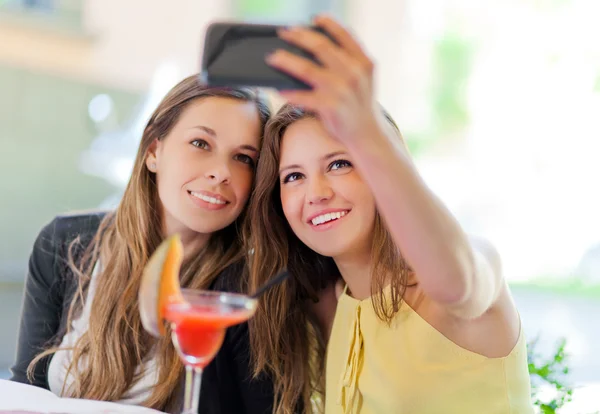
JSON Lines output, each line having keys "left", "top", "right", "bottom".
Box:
{"left": 28, "top": 75, "right": 270, "bottom": 412}
{"left": 245, "top": 104, "right": 411, "bottom": 413}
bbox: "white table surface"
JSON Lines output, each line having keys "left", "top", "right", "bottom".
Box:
{"left": 0, "top": 379, "right": 165, "bottom": 414}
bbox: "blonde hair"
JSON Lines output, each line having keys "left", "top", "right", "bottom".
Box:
{"left": 28, "top": 76, "right": 270, "bottom": 412}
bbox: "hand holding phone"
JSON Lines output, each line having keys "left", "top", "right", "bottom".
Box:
{"left": 201, "top": 22, "right": 333, "bottom": 90}
{"left": 202, "top": 16, "right": 381, "bottom": 151}
{"left": 255, "top": 16, "right": 380, "bottom": 149}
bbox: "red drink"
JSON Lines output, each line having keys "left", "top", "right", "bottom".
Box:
{"left": 165, "top": 302, "right": 254, "bottom": 368}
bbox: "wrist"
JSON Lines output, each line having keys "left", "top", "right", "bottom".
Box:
{"left": 346, "top": 124, "right": 405, "bottom": 163}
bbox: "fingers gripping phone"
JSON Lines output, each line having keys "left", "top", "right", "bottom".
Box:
{"left": 200, "top": 22, "right": 334, "bottom": 90}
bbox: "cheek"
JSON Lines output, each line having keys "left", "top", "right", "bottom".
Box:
{"left": 343, "top": 174, "right": 371, "bottom": 201}
{"left": 355, "top": 187, "right": 377, "bottom": 222}
{"left": 336, "top": 176, "right": 376, "bottom": 218}
{"left": 159, "top": 148, "right": 195, "bottom": 185}
{"left": 154, "top": 173, "right": 177, "bottom": 218}
{"left": 158, "top": 163, "right": 186, "bottom": 194}
{"left": 156, "top": 170, "right": 181, "bottom": 210}
{"left": 280, "top": 187, "right": 303, "bottom": 226}
{"left": 231, "top": 168, "right": 254, "bottom": 202}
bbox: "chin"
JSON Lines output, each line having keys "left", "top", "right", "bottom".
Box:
{"left": 303, "top": 242, "right": 344, "bottom": 259}
{"left": 304, "top": 234, "right": 366, "bottom": 259}
{"left": 186, "top": 219, "right": 235, "bottom": 235}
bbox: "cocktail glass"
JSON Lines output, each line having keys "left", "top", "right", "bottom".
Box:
{"left": 164, "top": 288, "right": 257, "bottom": 414}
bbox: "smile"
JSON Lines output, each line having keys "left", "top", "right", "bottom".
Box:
{"left": 308, "top": 210, "right": 350, "bottom": 226}
{"left": 188, "top": 190, "right": 230, "bottom": 209}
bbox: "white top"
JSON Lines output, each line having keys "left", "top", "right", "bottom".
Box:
{"left": 48, "top": 262, "right": 159, "bottom": 404}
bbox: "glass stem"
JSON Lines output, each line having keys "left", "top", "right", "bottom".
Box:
{"left": 182, "top": 364, "right": 203, "bottom": 414}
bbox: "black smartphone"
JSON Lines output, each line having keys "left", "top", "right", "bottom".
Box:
{"left": 200, "top": 22, "right": 332, "bottom": 90}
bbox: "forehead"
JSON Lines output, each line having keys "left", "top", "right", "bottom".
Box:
{"left": 280, "top": 118, "right": 345, "bottom": 164}
{"left": 175, "top": 97, "right": 261, "bottom": 144}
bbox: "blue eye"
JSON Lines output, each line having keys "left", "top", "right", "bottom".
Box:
{"left": 191, "top": 139, "right": 209, "bottom": 149}
{"left": 282, "top": 172, "right": 304, "bottom": 184}
{"left": 329, "top": 159, "right": 352, "bottom": 171}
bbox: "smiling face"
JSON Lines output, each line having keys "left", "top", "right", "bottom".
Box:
{"left": 278, "top": 117, "right": 377, "bottom": 260}
{"left": 146, "top": 96, "right": 262, "bottom": 241}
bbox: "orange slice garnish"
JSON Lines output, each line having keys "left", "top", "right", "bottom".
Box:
{"left": 139, "top": 234, "right": 185, "bottom": 337}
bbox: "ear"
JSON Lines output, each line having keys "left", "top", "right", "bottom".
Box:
{"left": 145, "top": 139, "right": 160, "bottom": 173}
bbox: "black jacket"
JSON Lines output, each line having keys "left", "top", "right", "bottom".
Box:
{"left": 9, "top": 211, "right": 275, "bottom": 414}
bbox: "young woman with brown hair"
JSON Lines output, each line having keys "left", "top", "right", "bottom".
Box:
{"left": 246, "top": 15, "right": 534, "bottom": 414}
{"left": 10, "top": 75, "right": 276, "bottom": 413}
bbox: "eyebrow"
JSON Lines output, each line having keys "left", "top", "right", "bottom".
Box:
{"left": 278, "top": 151, "right": 348, "bottom": 175}
{"left": 190, "top": 125, "right": 217, "bottom": 136}
{"left": 240, "top": 144, "right": 259, "bottom": 154}
{"left": 191, "top": 126, "right": 258, "bottom": 154}
{"left": 323, "top": 151, "right": 347, "bottom": 161}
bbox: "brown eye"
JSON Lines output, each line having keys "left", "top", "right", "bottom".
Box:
{"left": 282, "top": 172, "right": 304, "bottom": 184}
{"left": 329, "top": 159, "right": 352, "bottom": 171}
{"left": 191, "top": 139, "right": 209, "bottom": 149}
{"left": 235, "top": 154, "right": 255, "bottom": 167}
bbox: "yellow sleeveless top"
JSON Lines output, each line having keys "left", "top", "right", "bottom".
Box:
{"left": 325, "top": 286, "right": 534, "bottom": 414}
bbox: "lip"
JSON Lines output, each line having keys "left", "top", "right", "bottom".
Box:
{"left": 187, "top": 190, "right": 230, "bottom": 211}
{"left": 306, "top": 208, "right": 351, "bottom": 232}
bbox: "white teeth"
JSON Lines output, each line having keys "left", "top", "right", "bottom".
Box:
{"left": 190, "top": 192, "right": 226, "bottom": 205}
{"left": 311, "top": 211, "right": 347, "bottom": 226}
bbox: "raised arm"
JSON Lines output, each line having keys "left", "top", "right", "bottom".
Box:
{"left": 266, "top": 15, "right": 503, "bottom": 319}
{"left": 342, "top": 125, "right": 504, "bottom": 319}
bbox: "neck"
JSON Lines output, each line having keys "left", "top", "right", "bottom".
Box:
{"left": 333, "top": 248, "right": 372, "bottom": 300}
{"left": 162, "top": 216, "right": 210, "bottom": 260}
{"left": 178, "top": 230, "right": 210, "bottom": 260}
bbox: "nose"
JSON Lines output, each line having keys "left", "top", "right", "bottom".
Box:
{"left": 307, "top": 175, "right": 333, "bottom": 205}
{"left": 204, "top": 159, "right": 232, "bottom": 184}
